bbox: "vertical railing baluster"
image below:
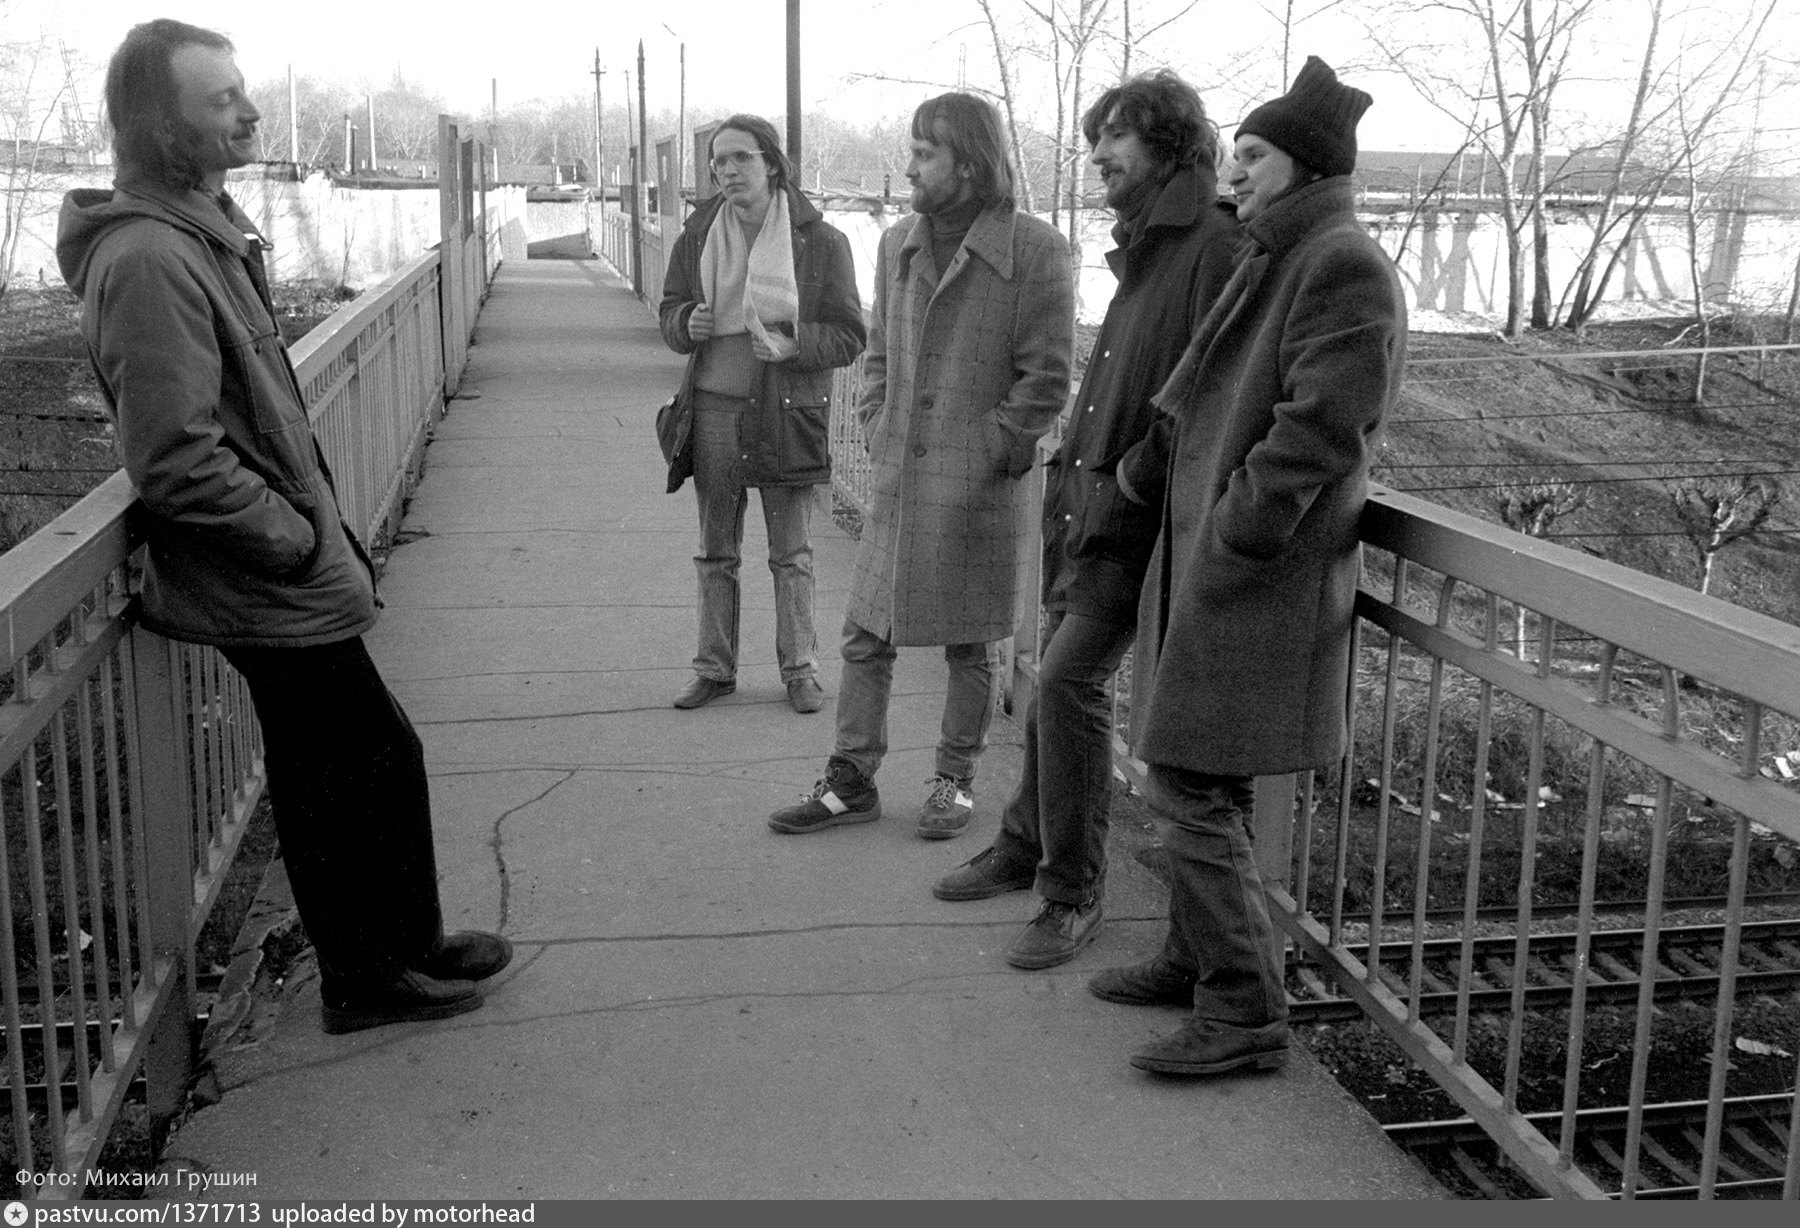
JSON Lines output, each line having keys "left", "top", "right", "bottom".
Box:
{"left": 1558, "top": 643, "right": 1615, "bottom": 1168}
{"left": 1699, "top": 808, "right": 1753, "bottom": 1198}
{"left": 50, "top": 710, "right": 94, "bottom": 1119}
{"left": 99, "top": 656, "right": 137, "bottom": 1034}
{"left": 22, "top": 730, "right": 68, "bottom": 1166}
{"left": 1408, "top": 577, "right": 1455, "bottom": 1024}
{"left": 1454, "top": 594, "right": 1500, "bottom": 1064}
{"left": 1331, "top": 618, "right": 1362, "bottom": 947}
{"left": 1502, "top": 617, "right": 1553, "bottom": 1113}
{"left": 0, "top": 778, "right": 36, "bottom": 1176}
{"left": 1293, "top": 770, "right": 1316, "bottom": 917}
{"left": 1621, "top": 668, "right": 1681, "bottom": 1199}
{"left": 1369, "top": 561, "right": 1408, "bottom": 995}
{"left": 1783, "top": 1052, "right": 1799, "bottom": 1199}
{"left": 76, "top": 675, "right": 118, "bottom": 1075}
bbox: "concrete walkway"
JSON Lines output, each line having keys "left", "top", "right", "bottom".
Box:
{"left": 164, "top": 259, "right": 1444, "bottom": 1200}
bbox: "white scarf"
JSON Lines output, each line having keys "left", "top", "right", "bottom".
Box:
{"left": 699, "top": 190, "right": 800, "bottom": 361}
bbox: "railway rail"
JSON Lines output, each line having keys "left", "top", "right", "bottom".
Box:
{"left": 1286, "top": 918, "right": 1800, "bottom": 1023}
{"left": 1386, "top": 1094, "right": 1799, "bottom": 1198}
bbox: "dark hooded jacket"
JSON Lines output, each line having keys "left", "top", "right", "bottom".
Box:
{"left": 56, "top": 176, "right": 378, "bottom": 648}
{"left": 1041, "top": 162, "right": 1239, "bottom": 622}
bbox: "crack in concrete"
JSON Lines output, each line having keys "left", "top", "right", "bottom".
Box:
{"left": 488, "top": 772, "right": 577, "bottom": 929}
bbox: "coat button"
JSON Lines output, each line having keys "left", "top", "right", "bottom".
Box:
{"left": 1063, "top": 514, "right": 1073, "bottom": 522}
{"left": 1073, "top": 458, "right": 1082, "bottom": 468}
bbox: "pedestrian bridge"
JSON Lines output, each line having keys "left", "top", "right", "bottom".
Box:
{"left": 4, "top": 167, "right": 1798, "bottom": 1199}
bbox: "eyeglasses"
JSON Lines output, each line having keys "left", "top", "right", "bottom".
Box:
{"left": 710, "top": 149, "right": 763, "bottom": 171}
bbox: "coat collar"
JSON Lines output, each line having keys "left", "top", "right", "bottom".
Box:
{"left": 898, "top": 198, "right": 1019, "bottom": 282}
{"left": 1109, "top": 161, "right": 1220, "bottom": 250}
{"left": 1243, "top": 176, "right": 1356, "bottom": 256}
{"left": 113, "top": 172, "right": 260, "bottom": 257}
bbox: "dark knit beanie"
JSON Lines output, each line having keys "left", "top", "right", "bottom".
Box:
{"left": 1236, "top": 56, "right": 1372, "bottom": 177}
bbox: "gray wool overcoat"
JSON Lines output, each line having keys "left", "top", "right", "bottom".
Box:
{"left": 1122, "top": 177, "right": 1407, "bottom": 777}
{"left": 845, "top": 201, "right": 1074, "bottom": 646}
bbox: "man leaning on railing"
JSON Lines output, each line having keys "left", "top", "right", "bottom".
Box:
{"left": 54, "top": 18, "right": 511, "bottom": 1036}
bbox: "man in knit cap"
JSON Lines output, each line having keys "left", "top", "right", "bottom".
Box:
{"left": 1089, "top": 56, "right": 1407, "bottom": 1076}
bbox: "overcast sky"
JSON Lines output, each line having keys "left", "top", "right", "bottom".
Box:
{"left": 13, "top": 0, "right": 1798, "bottom": 156}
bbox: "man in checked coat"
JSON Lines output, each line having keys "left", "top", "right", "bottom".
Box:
{"left": 769, "top": 92, "right": 1074, "bottom": 839}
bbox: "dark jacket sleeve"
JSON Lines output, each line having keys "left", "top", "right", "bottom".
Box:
{"left": 94, "top": 238, "right": 315, "bottom": 575}
{"left": 792, "top": 221, "right": 866, "bottom": 373}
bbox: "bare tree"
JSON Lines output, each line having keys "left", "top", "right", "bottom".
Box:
{"left": 1, "top": 31, "right": 85, "bottom": 299}
{"left": 1497, "top": 480, "right": 1591, "bottom": 656}
{"left": 1669, "top": 475, "right": 1779, "bottom": 595}
{"left": 1369, "top": 0, "right": 1593, "bottom": 339}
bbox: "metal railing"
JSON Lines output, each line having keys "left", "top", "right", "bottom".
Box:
{"left": 0, "top": 231, "right": 490, "bottom": 1198}
{"left": 825, "top": 369, "right": 1800, "bottom": 1198}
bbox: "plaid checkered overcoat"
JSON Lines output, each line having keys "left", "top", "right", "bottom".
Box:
{"left": 845, "top": 202, "right": 1074, "bottom": 646}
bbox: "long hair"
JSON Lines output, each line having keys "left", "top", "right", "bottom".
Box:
{"left": 1082, "top": 69, "right": 1218, "bottom": 170}
{"left": 910, "top": 93, "right": 1015, "bottom": 209}
{"left": 104, "top": 19, "right": 235, "bottom": 190}
{"left": 709, "top": 114, "right": 792, "bottom": 193}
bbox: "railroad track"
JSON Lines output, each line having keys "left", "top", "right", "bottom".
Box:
{"left": 1286, "top": 918, "right": 1800, "bottom": 1022}
{"left": 1386, "top": 1093, "right": 1798, "bottom": 1198}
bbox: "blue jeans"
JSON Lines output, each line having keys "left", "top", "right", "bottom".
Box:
{"left": 692, "top": 402, "right": 818, "bottom": 683}
{"left": 1146, "top": 765, "right": 1288, "bottom": 1027}
{"left": 834, "top": 617, "right": 999, "bottom": 784}
{"left": 992, "top": 610, "right": 1133, "bottom": 906}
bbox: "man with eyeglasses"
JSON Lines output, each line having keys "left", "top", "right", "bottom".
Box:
{"left": 659, "top": 114, "right": 865, "bottom": 716}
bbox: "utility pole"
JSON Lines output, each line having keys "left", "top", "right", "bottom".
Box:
{"left": 591, "top": 49, "right": 605, "bottom": 196}
{"left": 786, "top": 0, "right": 802, "bottom": 173}
{"left": 366, "top": 94, "right": 377, "bottom": 171}
{"left": 630, "top": 41, "right": 646, "bottom": 297}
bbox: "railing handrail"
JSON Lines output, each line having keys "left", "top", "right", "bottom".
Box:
{"left": 1362, "top": 484, "right": 1800, "bottom": 718}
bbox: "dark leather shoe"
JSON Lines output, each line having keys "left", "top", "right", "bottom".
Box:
{"left": 931, "top": 846, "right": 1035, "bottom": 901}
{"left": 786, "top": 677, "right": 826, "bottom": 714}
{"left": 1005, "top": 898, "right": 1102, "bottom": 969}
{"left": 673, "top": 676, "right": 735, "bottom": 709}
{"left": 425, "top": 931, "right": 513, "bottom": 981}
{"left": 1129, "top": 1018, "right": 1289, "bottom": 1076}
{"left": 320, "top": 969, "right": 483, "bottom": 1035}
{"left": 1087, "top": 956, "right": 1196, "bottom": 1006}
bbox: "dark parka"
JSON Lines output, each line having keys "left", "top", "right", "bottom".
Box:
{"left": 55, "top": 177, "right": 378, "bottom": 649}
{"left": 846, "top": 201, "right": 1074, "bottom": 646}
{"left": 1042, "top": 162, "right": 1239, "bottom": 622}
{"left": 1123, "top": 178, "right": 1407, "bottom": 776}
{"left": 658, "top": 184, "right": 865, "bottom": 491}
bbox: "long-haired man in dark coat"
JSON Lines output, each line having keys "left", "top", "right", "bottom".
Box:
{"left": 58, "top": 19, "right": 510, "bottom": 1035}
{"left": 930, "top": 72, "right": 1241, "bottom": 973}
{"left": 1090, "top": 58, "right": 1407, "bottom": 1076}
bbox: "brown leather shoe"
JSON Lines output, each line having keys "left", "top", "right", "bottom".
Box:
{"left": 1087, "top": 956, "right": 1196, "bottom": 1006}
{"left": 425, "top": 931, "right": 513, "bottom": 981}
{"left": 1129, "top": 1018, "right": 1289, "bottom": 1076}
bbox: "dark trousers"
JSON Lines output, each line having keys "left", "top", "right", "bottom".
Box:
{"left": 222, "top": 637, "right": 445, "bottom": 994}
{"left": 1147, "top": 766, "right": 1288, "bottom": 1027}
{"left": 992, "top": 610, "right": 1133, "bottom": 906}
